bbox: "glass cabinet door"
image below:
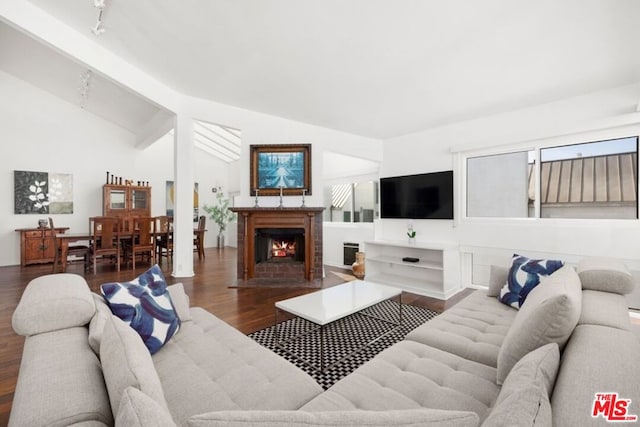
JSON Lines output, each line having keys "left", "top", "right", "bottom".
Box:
{"left": 132, "top": 189, "right": 149, "bottom": 210}
{"left": 109, "top": 190, "right": 127, "bottom": 209}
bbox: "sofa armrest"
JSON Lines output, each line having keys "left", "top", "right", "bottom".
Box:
{"left": 8, "top": 328, "right": 112, "bottom": 427}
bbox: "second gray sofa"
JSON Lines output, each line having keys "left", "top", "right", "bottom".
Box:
{"left": 9, "top": 257, "right": 640, "bottom": 426}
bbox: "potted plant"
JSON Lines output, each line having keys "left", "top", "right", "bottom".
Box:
{"left": 203, "top": 191, "right": 235, "bottom": 248}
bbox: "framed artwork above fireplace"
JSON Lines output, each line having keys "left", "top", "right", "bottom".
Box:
{"left": 250, "top": 144, "right": 311, "bottom": 196}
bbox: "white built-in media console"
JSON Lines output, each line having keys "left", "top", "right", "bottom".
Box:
{"left": 364, "top": 240, "right": 461, "bottom": 300}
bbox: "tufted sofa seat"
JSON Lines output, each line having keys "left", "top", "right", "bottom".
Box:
{"left": 153, "top": 307, "right": 323, "bottom": 426}
{"left": 404, "top": 291, "right": 516, "bottom": 368}
{"left": 301, "top": 339, "right": 500, "bottom": 421}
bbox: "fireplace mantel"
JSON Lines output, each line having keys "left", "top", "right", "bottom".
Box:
{"left": 231, "top": 207, "right": 324, "bottom": 282}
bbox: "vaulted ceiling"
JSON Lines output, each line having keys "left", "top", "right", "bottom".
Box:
{"left": 2, "top": 0, "right": 640, "bottom": 140}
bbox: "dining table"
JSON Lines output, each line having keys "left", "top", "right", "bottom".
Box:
{"left": 56, "top": 232, "right": 133, "bottom": 273}
{"left": 56, "top": 228, "right": 206, "bottom": 272}
{"left": 56, "top": 232, "right": 92, "bottom": 273}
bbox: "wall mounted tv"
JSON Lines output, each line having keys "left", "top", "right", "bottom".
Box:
{"left": 380, "top": 170, "right": 454, "bottom": 219}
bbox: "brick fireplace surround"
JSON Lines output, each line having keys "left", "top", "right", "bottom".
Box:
{"left": 231, "top": 207, "right": 324, "bottom": 284}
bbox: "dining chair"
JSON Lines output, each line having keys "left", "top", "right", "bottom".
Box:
{"left": 49, "top": 217, "right": 90, "bottom": 273}
{"left": 119, "top": 216, "right": 135, "bottom": 234}
{"left": 89, "top": 216, "right": 121, "bottom": 274}
{"left": 155, "top": 215, "right": 173, "bottom": 265}
{"left": 124, "top": 216, "right": 155, "bottom": 269}
{"left": 194, "top": 215, "right": 206, "bottom": 260}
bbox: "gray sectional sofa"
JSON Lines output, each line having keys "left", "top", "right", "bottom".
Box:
{"left": 9, "top": 257, "right": 640, "bottom": 426}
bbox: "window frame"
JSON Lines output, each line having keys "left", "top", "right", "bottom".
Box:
{"left": 460, "top": 134, "right": 639, "bottom": 224}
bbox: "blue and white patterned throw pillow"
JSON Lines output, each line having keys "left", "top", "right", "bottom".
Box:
{"left": 498, "top": 254, "right": 564, "bottom": 309}
{"left": 101, "top": 264, "right": 180, "bottom": 354}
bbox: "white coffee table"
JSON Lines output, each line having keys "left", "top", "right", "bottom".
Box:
{"left": 274, "top": 280, "right": 403, "bottom": 372}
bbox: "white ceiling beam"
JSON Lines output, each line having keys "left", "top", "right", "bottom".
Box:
{"left": 0, "top": 1, "right": 182, "bottom": 113}
{"left": 135, "top": 110, "right": 175, "bottom": 149}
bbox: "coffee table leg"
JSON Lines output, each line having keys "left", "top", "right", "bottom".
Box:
{"left": 274, "top": 307, "right": 280, "bottom": 346}
{"left": 320, "top": 324, "right": 325, "bottom": 372}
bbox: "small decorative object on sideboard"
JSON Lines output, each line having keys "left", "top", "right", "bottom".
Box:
{"left": 407, "top": 220, "right": 416, "bottom": 244}
{"left": 352, "top": 252, "right": 365, "bottom": 279}
{"left": 38, "top": 219, "right": 48, "bottom": 228}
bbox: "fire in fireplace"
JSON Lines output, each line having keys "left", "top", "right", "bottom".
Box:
{"left": 272, "top": 239, "right": 296, "bottom": 258}
{"left": 255, "top": 228, "right": 305, "bottom": 264}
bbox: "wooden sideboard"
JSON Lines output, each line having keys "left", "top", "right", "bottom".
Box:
{"left": 15, "top": 227, "right": 68, "bottom": 267}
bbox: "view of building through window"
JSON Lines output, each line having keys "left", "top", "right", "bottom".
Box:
{"left": 467, "top": 136, "right": 638, "bottom": 219}
{"left": 536, "top": 137, "right": 638, "bottom": 219}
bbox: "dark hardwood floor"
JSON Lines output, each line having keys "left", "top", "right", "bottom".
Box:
{"left": 0, "top": 247, "right": 472, "bottom": 426}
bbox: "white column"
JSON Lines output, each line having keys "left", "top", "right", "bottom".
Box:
{"left": 172, "top": 113, "right": 195, "bottom": 277}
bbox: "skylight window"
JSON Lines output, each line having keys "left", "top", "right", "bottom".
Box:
{"left": 193, "top": 121, "right": 241, "bottom": 162}
{"left": 163, "top": 121, "right": 241, "bottom": 163}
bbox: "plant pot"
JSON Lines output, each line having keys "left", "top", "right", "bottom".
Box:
{"left": 217, "top": 234, "right": 225, "bottom": 249}
{"left": 352, "top": 252, "right": 365, "bottom": 279}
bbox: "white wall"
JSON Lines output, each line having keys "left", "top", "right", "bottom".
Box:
{"left": 1, "top": 70, "right": 384, "bottom": 267}
{"left": 380, "top": 83, "right": 640, "bottom": 307}
{"left": 0, "top": 71, "right": 231, "bottom": 266}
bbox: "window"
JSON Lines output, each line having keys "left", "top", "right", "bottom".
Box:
{"left": 466, "top": 136, "right": 638, "bottom": 220}
{"left": 324, "top": 181, "right": 378, "bottom": 223}
{"left": 467, "top": 151, "right": 533, "bottom": 218}
{"left": 538, "top": 137, "right": 638, "bottom": 219}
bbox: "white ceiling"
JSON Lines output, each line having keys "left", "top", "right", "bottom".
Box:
{"left": 4, "top": 0, "right": 640, "bottom": 139}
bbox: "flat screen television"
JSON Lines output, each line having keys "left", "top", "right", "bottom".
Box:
{"left": 380, "top": 171, "right": 454, "bottom": 219}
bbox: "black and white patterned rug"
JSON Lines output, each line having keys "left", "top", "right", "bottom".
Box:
{"left": 249, "top": 300, "right": 439, "bottom": 390}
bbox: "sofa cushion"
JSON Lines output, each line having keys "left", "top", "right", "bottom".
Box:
{"left": 12, "top": 273, "right": 95, "bottom": 336}
{"left": 116, "top": 387, "right": 177, "bottom": 427}
{"left": 498, "top": 254, "right": 564, "bottom": 309}
{"left": 483, "top": 343, "right": 559, "bottom": 427}
{"left": 552, "top": 324, "right": 640, "bottom": 427}
{"left": 405, "top": 291, "right": 516, "bottom": 367}
{"left": 152, "top": 307, "right": 323, "bottom": 425}
{"left": 7, "top": 327, "right": 113, "bottom": 427}
{"left": 101, "top": 264, "right": 181, "bottom": 354}
{"left": 487, "top": 265, "right": 509, "bottom": 297}
{"left": 496, "top": 265, "right": 581, "bottom": 384}
{"left": 89, "top": 293, "right": 113, "bottom": 354}
{"left": 101, "top": 314, "right": 169, "bottom": 418}
{"left": 579, "top": 289, "right": 631, "bottom": 330}
{"left": 576, "top": 257, "right": 634, "bottom": 295}
{"left": 301, "top": 340, "right": 499, "bottom": 423}
{"left": 90, "top": 283, "right": 191, "bottom": 356}
{"left": 483, "top": 343, "right": 560, "bottom": 427}
{"left": 482, "top": 380, "right": 552, "bottom": 427}
{"left": 167, "top": 282, "right": 192, "bottom": 322}
{"left": 188, "top": 409, "right": 480, "bottom": 426}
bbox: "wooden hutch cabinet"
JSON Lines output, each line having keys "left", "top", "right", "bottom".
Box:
{"left": 15, "top": 226, "right": 68, "bottom": 267}
{"left": 103, "top": 184, "right": 152, "bottom": 218}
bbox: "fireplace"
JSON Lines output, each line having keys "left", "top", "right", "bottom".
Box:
{"left": 255, "top": 228, "right": 305, "bottom": 263}
{"left": 231, "top": 207, "right": 324, "bottom": 282}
